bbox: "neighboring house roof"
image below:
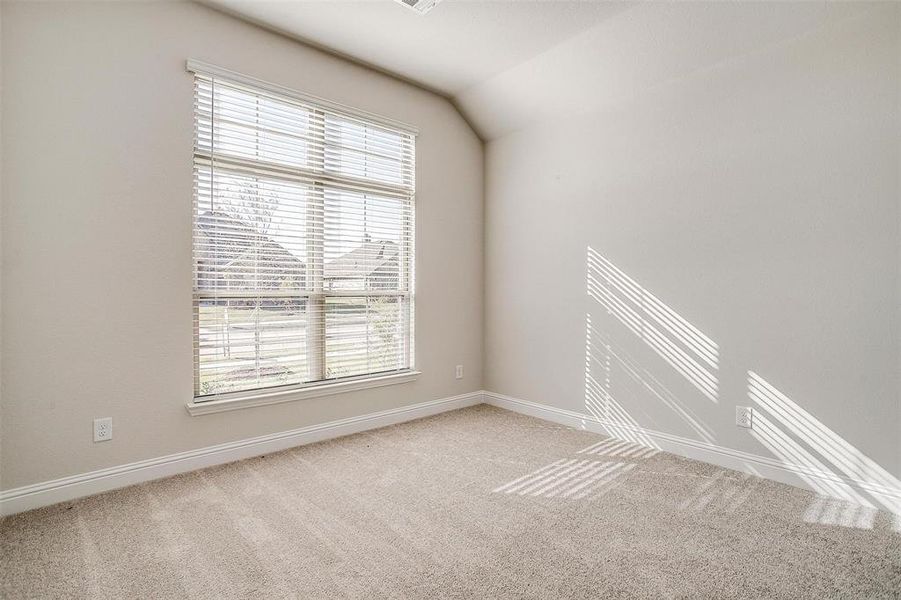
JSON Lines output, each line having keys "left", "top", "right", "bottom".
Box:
{"left": 325, "top": 240, "right": 399, "bottom": 280}
{"left": 196, "top": 211, "right": 305, "bottom": 271}
{"left": 196, "top": 211, "right": 305, "bottom": 294}
{"left": 198, "top": 210, "right": 397, "bottom": 284}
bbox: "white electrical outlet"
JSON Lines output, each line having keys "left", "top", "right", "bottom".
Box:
{"left": 735, "top": 406, "right": 753, "bottom": 429}
{"left": 455, "top": 365, "right": 464, "bottom": 380}
{"left": 93, "top": 417, "right": 113, "bottom": 442}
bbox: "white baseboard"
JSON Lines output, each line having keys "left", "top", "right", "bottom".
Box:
{"left": 6, "top": 389, "right": 899, "bottom": 519}
{"left": 483, "top": 391, "right": 901, "bottom": 516}
{"left": 0, "top": 391, "right": 483, "bottom": 517}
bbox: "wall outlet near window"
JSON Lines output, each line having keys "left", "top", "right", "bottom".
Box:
{"left": 93, "top": 417, "right": 113, "bottom": 442}
{"left": 735, "top": 406, "right": 753, "bottom": 429}
{"left": 455, "top": 365, "right": 464, "bottom": 380}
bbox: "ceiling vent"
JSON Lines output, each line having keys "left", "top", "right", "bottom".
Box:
{"left": 395, "top": 0, "right": 442, "bottom": 15}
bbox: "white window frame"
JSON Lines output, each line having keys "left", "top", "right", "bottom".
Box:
{"left": 186, "top": 61, "right": 419, "bottom": 416}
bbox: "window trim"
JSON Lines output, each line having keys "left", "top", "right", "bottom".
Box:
{"left": 187, "top": 60, "right": 418, "bottom": 410}
{"left": 186, "top": 370, "right": 421, "bottom": 416}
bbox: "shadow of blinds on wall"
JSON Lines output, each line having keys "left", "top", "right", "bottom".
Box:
{"left": 189, "top": 60, "right": 417, "bottom": 400}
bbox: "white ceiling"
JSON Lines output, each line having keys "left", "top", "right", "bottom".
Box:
{"left": 203, "top": 0, "right": 633, "bottom": 97}
{"left": 202, "top": 1, "right": 871, "bottom": 141}
{"left": 455, "top": 1, "right": 873, "bottom": 139}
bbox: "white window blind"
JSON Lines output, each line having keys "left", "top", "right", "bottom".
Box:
{"left": 191, "top": 63, "right": 416, "bottom": 400}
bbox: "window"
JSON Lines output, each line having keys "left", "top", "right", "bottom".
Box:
{"left": 191, "top": 62, "right": 416, "bottom": 402}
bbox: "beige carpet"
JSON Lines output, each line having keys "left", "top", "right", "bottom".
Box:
{"left": 2, "top": 405, "right": 900, "bottom": 599}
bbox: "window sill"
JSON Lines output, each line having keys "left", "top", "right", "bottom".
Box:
{"left": 186, "top": 371, "right": 421, "bottom": 416}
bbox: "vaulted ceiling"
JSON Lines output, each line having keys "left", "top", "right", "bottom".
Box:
{"left": 203, "top": 1, "right": 879, "bottom": 141}
{"left": 204, "top": 0, "right": 633, "bottom": 97}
